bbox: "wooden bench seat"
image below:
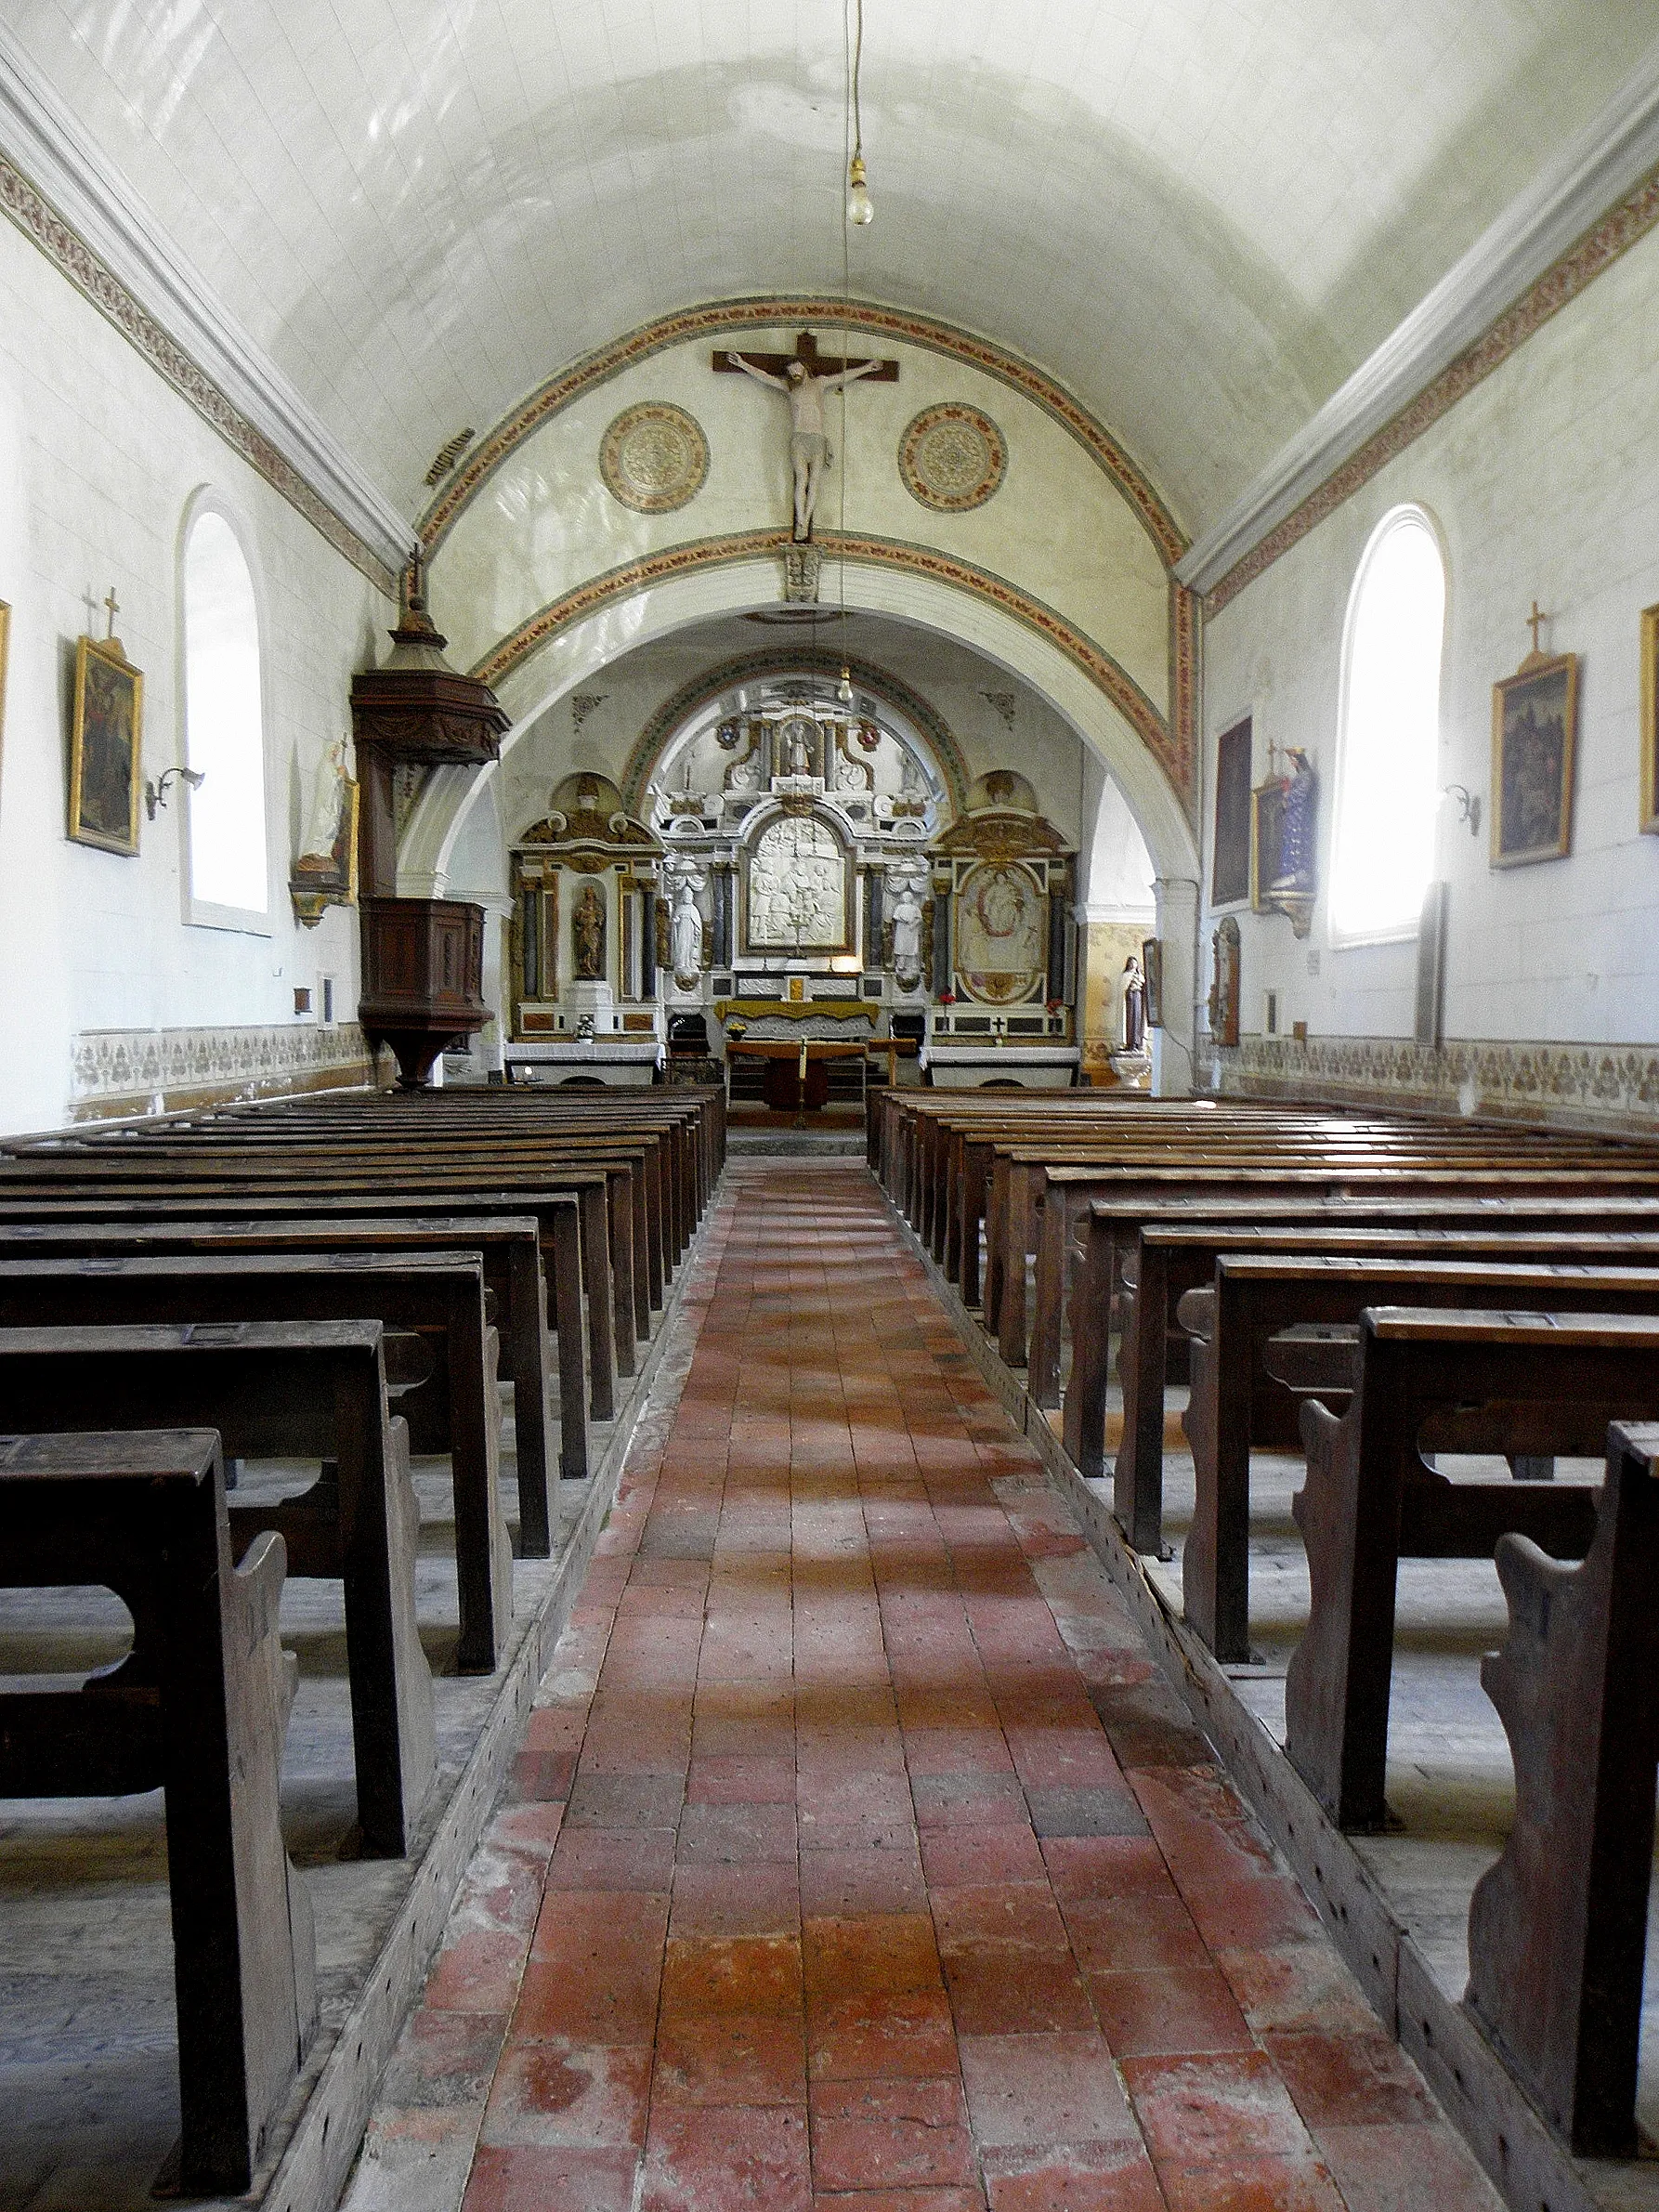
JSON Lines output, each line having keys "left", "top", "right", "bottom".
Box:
{"left": 0, "top": 1319, "right": 437, "bottom": 1854}
{"left": 0, "top": 1428, "right": 315, "bottom": 2192}
{"left": 1283, "top": 1304, "right": 1659, "bottom": 1835}
{"left": 0, "top": 1250, "right": 512, "bottom": 1671}
{"left": 0, "top": 1192, "right": 586, "bottom": 1475}
{"left": 1175, "top": 1250, "right": 1659, "bottom": 1659}
{"left": 1463, "top": 1417, "right": 1659, "bottom": 2156}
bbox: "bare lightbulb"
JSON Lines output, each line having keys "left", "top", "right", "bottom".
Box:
{"left": 837, "top": 665, "right": 855, "bottom": 705}
{"left": 847, "top": 153, "right": 874, "bottom": 227}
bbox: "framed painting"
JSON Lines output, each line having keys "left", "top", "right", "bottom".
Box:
{"left": 1641, "top": 603, "right": 1659, "bottom": 832}
{"left": 1491, "top": 652, "right": 1576, "bottom": 867}
{"left": 69, "top": 635, "right": 142, "bottom": 855}
{"left": 1141, "top": 936, "right": 1163, "bottom": 1028}
{"left": 1210, "top": 715, "right": 1252, "bottom": 907}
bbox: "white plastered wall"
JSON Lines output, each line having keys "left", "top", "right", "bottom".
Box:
{"left": 0, "top": 215, "right": 388, "bottom": 1134}
{"left": 1200, "top": 216, "right": 1659, "bottom": 1064}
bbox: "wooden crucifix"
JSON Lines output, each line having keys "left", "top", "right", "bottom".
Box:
{"left": 715, "top": 330, "right": 898, "bottom": 542}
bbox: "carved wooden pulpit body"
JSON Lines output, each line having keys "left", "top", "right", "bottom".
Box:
{"left": 350, "top": 568, "right": 509, "bottom": 1084}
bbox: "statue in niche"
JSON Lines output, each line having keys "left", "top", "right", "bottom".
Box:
{"left": 671, "top": 880, "right": 704, "bottom": 979}
{"left": 573, "top": 881, "right": 606, "bottom": 980}
{"left": 1208, "top": 915, "right": 1241, "bottom": 1047}
{"left": 1120, "top": 954, "right": 1146, "bottom": 1053}
{"left": 888, "top": 882, "right": 924, "bottom": 979}
{"left": 726, "top": 348, "right": 885, "bottom": 540}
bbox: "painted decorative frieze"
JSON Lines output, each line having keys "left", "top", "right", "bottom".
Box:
{"left": 1203, "top": 1030, "right": 1659, "bottom": 1136}
{"left": 71, "top": 1023, "right": 374, "bottom": 1119}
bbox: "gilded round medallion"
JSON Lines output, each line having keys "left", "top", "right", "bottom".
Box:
{"left": 599, "top": 402, "right": 710, "bottom": 514}
{"left": 898, "top": 404, "right": 1007, "bottom": 513}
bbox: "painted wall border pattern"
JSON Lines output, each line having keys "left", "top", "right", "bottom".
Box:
{"left": 0, "top": 149, "right": 398, "bottom": 597}
{"left": 470, "top": 527, "right": 1188, "bottom": 808}
{"left": 616, "top": 649, "right": 973, "bottom": 818}
{"left": 1202, "top": 1029, "right": 1659, "bottom": 1137}
{"left": 1206, "top": 162, "right": 1659, "bottom": 615}
{"left": 418, "top": 296, "right": 1186, "bottom": 569}
{"left": 71, "top": 1021, "right": 375, "bottom": 1119}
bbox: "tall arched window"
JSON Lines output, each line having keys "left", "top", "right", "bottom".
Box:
{"left": 182, "top": 506, "right": 268, "bottom": 923}
{"left": 1330, "top": 507, "right": 1446, "bottom": 943}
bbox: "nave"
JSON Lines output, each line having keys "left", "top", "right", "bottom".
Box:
{"left": 345, "top": 1162, "right": 1499, "bottom": 2212}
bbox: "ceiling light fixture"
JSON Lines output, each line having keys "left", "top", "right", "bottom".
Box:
{"left": 846, "top": 0, "right": 873, "bottom": 225}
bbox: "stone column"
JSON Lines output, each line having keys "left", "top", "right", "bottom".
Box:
{"left": 1152, "top": 874, "right": 1200, "bottom": 1097}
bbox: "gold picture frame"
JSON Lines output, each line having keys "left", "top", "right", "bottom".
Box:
{"left": 69, "top": 635, "right": 143, "bottom": 856}
{"left": 1641, "top": 603, "right": 1659, "bottom": 832}
{"left": 1491, "top": 650, "right": 1577, "bottom": 868}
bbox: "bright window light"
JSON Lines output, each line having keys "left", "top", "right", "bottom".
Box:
{"left": 1330, "top": 509, "right": 1445, "bottom": 942}
{"left": 183, "top": 510, "right": 268, "bottom": 916}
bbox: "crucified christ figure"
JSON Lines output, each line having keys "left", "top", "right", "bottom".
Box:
{"left": 726, "top": 349, "right": 883, "bottom": 541}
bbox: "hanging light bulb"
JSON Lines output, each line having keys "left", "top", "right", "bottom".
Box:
{"left": 837, "top": 663, "right": 855, "bottom": 705}
{"left": 846, "top": 151, "right": 874, "bottom": 227}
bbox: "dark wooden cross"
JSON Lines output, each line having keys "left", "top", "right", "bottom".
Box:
{"left": 712, "top": 329, "right": 898, "bottom": 383}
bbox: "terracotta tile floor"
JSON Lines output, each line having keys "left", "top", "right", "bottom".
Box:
{"left": 346, "top": 1163, "right": 1503, "bottom": 2212}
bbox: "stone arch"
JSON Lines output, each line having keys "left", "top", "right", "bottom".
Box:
{"left": 398, "top": 550, "right": 1197, "bottom": 898}
{"left": 614, "top": 650, "right": 973, "bottom": 819}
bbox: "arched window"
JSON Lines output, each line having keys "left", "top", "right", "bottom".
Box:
{"left": 182, "top": 506, "right": 268, "bottom": 922}
{"left": 1330, "top": 507, "right": 1446, "bottom": 943}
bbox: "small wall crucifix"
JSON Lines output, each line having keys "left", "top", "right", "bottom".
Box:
{"left": 715, "top": 330, "right": 898, "bottom": 542}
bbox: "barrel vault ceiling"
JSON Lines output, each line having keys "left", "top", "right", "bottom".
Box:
{"left": 8, "top": 1, "right": 1656, "bottom": 535}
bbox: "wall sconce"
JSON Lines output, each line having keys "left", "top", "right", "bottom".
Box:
{"left": 1443, "top": 783, "right": 1482, "bottom": 835}
{"left": 145, "top": 766, "right": 204, "bottom": 819}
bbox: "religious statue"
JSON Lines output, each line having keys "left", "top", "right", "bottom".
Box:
{"left": 1273, "top": 748, "right": 1318, "bottom": 893}
{"left": 671, "top": 880, "right": 704, "bottom": 978}
{"left": 889, "top": 883, "right": 924, "bottom": 978}
{"left": 726, "top": 348, "right": 884, "bottom": 540}
{"left": 1120, "top": 954, "right": 1146, "bottom": 1053}
{"left": 1208, "top": 915, "right": 1241, "bottom": 1047}
{"left": 573, "top": 881, "right": 606, "bottom": 980}
{"left": 299, "top": 737, "right": 350, "bottom": 863}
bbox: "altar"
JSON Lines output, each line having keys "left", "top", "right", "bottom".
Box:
{"left": 503, "top": 1039, "right": 661, "bottom": 1086}
{"left": 921, "top": 1042, "right": 1080, "bottom": 1089}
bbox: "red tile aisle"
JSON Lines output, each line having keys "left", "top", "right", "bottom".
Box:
{"left": 340, "top": 1161, "right": 1503, "bottom": 2212}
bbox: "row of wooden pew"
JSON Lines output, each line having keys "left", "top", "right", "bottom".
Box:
{"left": 872, "top": 1083, "right": 1659, "bottom": 2161}
{"left": 0, "top": 1081, "right": 723, "bottom": 2193}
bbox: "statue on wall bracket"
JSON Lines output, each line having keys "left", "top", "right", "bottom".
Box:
{"left": 290, "top": 737, "right": 359, "bottom": 927}
{"left": 1251, "top": 746, "right": 1317, "bottom": 937}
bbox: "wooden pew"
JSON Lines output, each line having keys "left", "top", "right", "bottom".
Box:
{"left": 1177, "top": 1250, "right": 1659, "bottom": 1658}
{"left": 0, "top": 1428, "right": 315, "bottom": 2192}
{"left": 0, "top": 1191, "right": 586, "bottom": 1476}
{"left": 0, "top": 1148, "right": 631, "bottom": 1415}
{"left": 1073, "top": 1195, "right": 1659, "bottom": 1536}
{"left": 1463, "top": 1418, "right": 1659, "bottom": 2156}
{"left": 0, "top": 1250, "right": 512, "bottom": 1671}
{"left": 1284, "top": 1305, "right": 1659, "bottom": 1832}
{"left": 0, "top": 1319, "right": 437, "bottom": 1855}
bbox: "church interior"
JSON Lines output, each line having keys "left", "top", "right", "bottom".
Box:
{"left": 5, "top": 7, "right": 1659, "bottom": 2210}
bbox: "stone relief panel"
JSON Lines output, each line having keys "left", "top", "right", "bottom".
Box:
{"left": 899, "top": 403, "right": 1008, "bottom": 513}
{"left": 743, "top": 815, "right": 848, "bottom": 952}
{"left": 599, "top": 402, "right": 710, "bottom": 514}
